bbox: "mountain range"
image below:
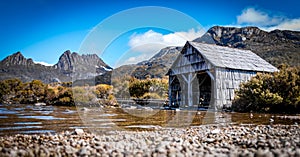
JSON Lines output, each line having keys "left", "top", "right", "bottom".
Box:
{"left": 0, "top": 50, "right": 112, "bottom": 84}
{"left": 194, "top": 26, "right": 300, "bottom": 66}
{"left": 1, "top": 26, "right": 299, "bottom": 84}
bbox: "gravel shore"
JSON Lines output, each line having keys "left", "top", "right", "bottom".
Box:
{"left": 0, "top": 124, "right": 299, "bottom": 157}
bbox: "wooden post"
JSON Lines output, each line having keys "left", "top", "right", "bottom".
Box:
{"left": 182, "top": 73, "right": 197, "bottom": 107}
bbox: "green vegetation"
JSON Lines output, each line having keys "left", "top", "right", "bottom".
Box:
{"left": 0, "top": 79, "right": 117, "bottom": 107}
{"left": 128, "top": 77, "right": 168, "bottom": 105}
{"left": 48, "top": 85, "right": 74, "bottom": 106}
{"left": 93, "top": 84, "right": 118, "bottom": 107}
{"left": 232, "top": 65, "right": 300, "bottom": 113}
{"left": 0, "top": 76, "right": 168, "bottom": 107}
{"left": 111, "top": 76, "right": 132, "bottom": 99}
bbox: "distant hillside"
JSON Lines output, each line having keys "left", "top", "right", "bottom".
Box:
{"left": 0, "top": 51, "right": 112, "bottom": 84}
{"left": 194, "top": 26, "right": 300, "bottom": 67}
{"left": 113, "top": 46, "right": 182, "bottom": 79}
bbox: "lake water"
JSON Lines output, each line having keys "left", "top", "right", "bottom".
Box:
{"left": 0, "top": 104, "right": 299, "bottom": 135}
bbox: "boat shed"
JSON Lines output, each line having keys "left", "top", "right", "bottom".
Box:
{"left": 167, "top": 41, "right": 278, "bottom": 110}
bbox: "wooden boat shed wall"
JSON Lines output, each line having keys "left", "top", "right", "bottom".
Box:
{"left": 167, "top": 41, "right": 278, "bottom": 110}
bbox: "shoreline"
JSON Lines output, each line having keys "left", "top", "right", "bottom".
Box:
{"left": 0, "top": 124, "right": 299, "bottom": 156}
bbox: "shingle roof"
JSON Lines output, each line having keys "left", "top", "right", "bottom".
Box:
{"left": 189, "top": 41, "right": 278, "bottom": 72}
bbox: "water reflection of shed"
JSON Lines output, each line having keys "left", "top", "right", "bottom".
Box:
{"left": 167, "top": 41, "right": 278, "bottom": 110}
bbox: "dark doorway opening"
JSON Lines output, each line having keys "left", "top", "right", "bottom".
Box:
{"left": 169, "top": 77, "right": 181, "bottom": 108}
{"left": 197, "top": 72, "right": 211, "bottom": 108}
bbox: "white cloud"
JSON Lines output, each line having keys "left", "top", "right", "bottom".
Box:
{"left": 174, "top": 29, "right": 206, "bottom": 41}
{"left": 237, "top": 8, "right": 267, "bottom": 25}
{"left": 237, "top": 8, "right": 283, "bottom": 26}
{"left": 35, "top": 61, "right": 53, "bottom": 66}
{"left": 120, "top": 28, "right": 205, "bottom": 66}
{"left": 128, "top": 28, "right": 204, "bottom": 53}
{"left": 236, "top": 7, "right": 300, "bottom": 31}
{"left": 269, "top": 18, "right": 300, "bottom": 31}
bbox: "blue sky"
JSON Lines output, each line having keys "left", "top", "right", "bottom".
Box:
{"left": 0, "top": 0, "right": 299, "bottom": 67}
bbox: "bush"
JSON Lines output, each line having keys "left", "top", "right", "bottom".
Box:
{"left": 141, "top": 92, "right": 161, "bottom": 99}
{"left": 0, "top": 78, "right": 23, "bottom": 103}
{"left": 51, "top": 87, "right": 74, "bottom": 106}
{"left": 94, "top": 84, "right": 118, "bottom": 107}
{"left": 72, "top": 86, "right": 96, "bottom": 104}
{"left": 232, "top": 65, "right": 300, "bottom": 113}
{"left": 128, "top": 78, "right": 168, "bottom": 105}
{"left": 129, "top": 78, "right": 168, "bottom": 99}
{"left": 94, "top": 84, "right": 113, "bottom": 99}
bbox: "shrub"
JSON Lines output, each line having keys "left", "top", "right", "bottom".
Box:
{"left": 141, "top": 92, "right": 161, "bottom": 99}
{"left": 128, "top": 78, "right": 168, "bottom": 105}
{"left": 0, "top": 78, "right": 23, "bottom": 103}
{"left": 72, "top": 86, "right": 96, "bottom": 103}
{"left": 94, "top": 84, "right": 113, "bottom": 99}
{"left": 232, "top": 65, "right": 300, "bottom": 113}
{"left": 129, "top": 78, "right": 168, "bottom": 99}
{"left": 94, "top": 84, "right": 118, "bottom": 107}
{"left": 51, "top": 87, "right": 74, "bottom": 106}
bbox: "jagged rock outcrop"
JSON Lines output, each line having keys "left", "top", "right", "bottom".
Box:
{"left": 1, "top": 52, "right": 34, "bottom": 66}
{"left": 54, "top": 50, "right": 112, "bottom": 80}
{"left": 194, "top": 26, "right": 300, "bottom": 66}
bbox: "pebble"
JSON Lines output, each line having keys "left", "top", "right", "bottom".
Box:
{"left": 211, "top": 128, "right": 221, "bottom": 134}
{"left": 74, "top": 128, "right": 84, "bottom": 135}
{"left": 0, "top": 125, "right": 299, "bottom": 156}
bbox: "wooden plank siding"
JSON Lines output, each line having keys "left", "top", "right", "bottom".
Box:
{"left": 214, "top": 68, "right": 256, "bottom": 109}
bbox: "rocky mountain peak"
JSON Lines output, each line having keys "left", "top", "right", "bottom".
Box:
{"left": 62, "top": 50, "right": 71, "bottom": 55}
{"left": 194, "top": 26, "right": 267, "bottom": 47}
{"left": 54, "top": 50, "right": 112, "bottom": 79}
{"left": 148, "top": 46, "right": 182, "bottom": 62}
{"left": 193, "top": 26, "right": 300, "bottom": 66}
{"left": 1, "top": 52, "right": 34, "bottom": 66}
{"left": 138, "top": 46, "right": 182, "bottom": 66}
{"left": 207, "top": 26, "right": 263, "bottom": 36}
{"left": 55, "top": 50, "right": 111, "bottom": 69}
